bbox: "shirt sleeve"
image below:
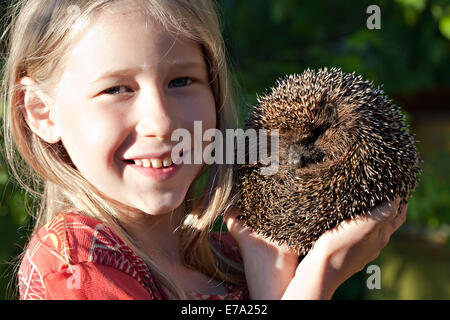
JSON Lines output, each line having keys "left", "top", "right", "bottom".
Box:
{"left": 42, "top": 262, "right": 153, "bottom": 300}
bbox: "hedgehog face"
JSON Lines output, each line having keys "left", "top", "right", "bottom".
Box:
{"left": 277, "top": 100, "right": 339, "bottom": 172}
{"left": 233, "top": 67, "right": 421, "bottom": 255}
{"left": 278, "top": 130, "right": 326, "bottom": 169}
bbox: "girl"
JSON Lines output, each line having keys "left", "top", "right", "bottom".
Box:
{"left": 1, "top": 0, "right": 407, "bottom": 300}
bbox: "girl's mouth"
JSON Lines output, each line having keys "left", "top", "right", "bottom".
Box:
{"left": 122, "top": 151, "right": 184, "bottom": 182}
{"left": 123, "top": 150, "right": 184, "bottom": 168}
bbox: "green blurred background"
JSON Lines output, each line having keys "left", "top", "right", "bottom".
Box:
{"left": 1, "top": 0, "right": 449, "bottom": 299}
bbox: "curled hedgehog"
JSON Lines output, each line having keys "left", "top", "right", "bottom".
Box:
{"left": 231, "top": 67, "right": 422, "bottom": 256}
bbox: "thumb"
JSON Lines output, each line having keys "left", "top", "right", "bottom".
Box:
{"left": 365, "top": 197, "right": 401, "bottom": 228}
{"left": 223, "top": 208, "right": 251, "bottom": 239}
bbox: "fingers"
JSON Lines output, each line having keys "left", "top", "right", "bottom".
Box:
{"left": 385, "top": 197, "right": 407, "bottom": 231}
{"left": 378, "top": 200, "right": 408, "bottom": 248}
{"left": 371, "top": 196, "right": 405, "bottom": 219}
{"left": 222, "top": 208, "right": 238, "bottom": 231}
{"left": 391, "top": 197, "right": 401, "bottom": 216}
{"left": 390, "top": 200, "right": 408, "bottom": 233}
{"left": 366, "top": 198, "right": 398, "bottom": 225}
{"left": 223, "top": 207, "right": 250, "bottom": 237}
{"left": 349, "top": 197, "right": 402, "bottom": 236}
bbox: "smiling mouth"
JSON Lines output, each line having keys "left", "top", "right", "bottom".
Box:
{"left": 123, "top": 151, "right": 184, "bottom": 168}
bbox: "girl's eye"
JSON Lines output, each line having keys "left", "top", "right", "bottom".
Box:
{"left": 168, "top": 77, "right": 192, "bottom": 88}
{"left": 103, "top": 86, "right": 133, "bottom": 95}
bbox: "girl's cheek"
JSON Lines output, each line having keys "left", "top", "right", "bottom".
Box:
{"left": 68, "top": 111, "right": 120, "bottom": 158}
{"left": 198, "top": 93, "right": 217, "bottom": 129}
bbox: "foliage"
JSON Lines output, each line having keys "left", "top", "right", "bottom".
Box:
{"left": 0, "top": 0, "right": 449, "bottom": 299}
{"left": 219, "top": 0, "right": 450, "bottom": 103}
{"left": 0, "top": 157, "right": 30, "bottom": 299}
{"left": 408, "top": 150, "right": 450, "bottom": 226}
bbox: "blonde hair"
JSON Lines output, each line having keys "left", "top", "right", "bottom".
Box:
{"left": 1, "top": 0, "right": 244, "bottom": 299}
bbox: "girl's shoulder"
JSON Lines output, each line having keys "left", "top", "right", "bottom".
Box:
{"left": 18, "top": 211, "right": 165, "bottom": 300}
{"left": 21, "top": 211, "right": 135, "bottom": 272}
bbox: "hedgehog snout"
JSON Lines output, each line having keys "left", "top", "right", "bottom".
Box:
{"left": 287, "top": 144, "right": 325, "bottom": 168}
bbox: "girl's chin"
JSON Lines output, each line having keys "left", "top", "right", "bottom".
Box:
{"left": 140, "top": 208, "right": 177, "bottom": 216}
{"left": 133, "top": 196, "right": 186, "bottom": 216}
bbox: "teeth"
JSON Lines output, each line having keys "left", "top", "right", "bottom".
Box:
{"left": 151, "top": 158, "right": 162, "bottom": 168}
{"left": 131, "top": 157, "right": 174, "bottom": 168}
{"left": 142, "top": 159, "right": 151, "bottom": 168}
{"left": 163, "top": 157, "right": 172, "bottom": 167}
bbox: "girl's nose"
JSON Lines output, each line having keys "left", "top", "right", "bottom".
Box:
{"left": 135, "top": 87, "right": 177, "bottom": 140}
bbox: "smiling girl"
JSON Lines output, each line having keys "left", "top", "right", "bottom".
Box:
{"left": 2, "top": 0, "right": 406, "bottom": 300}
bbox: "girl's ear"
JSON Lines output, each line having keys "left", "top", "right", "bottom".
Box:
{"left": 19, "top": 77, "right": 61, "bottom": 144}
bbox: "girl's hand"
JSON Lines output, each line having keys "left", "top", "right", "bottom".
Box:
{"left": 224, "top": 197, "right": 407, "bottom": 300}
{"left": 287, "top": 198, "right": 407, "bottom": 299}
{"left": 224, "top": 208, "right": 300, "bottom": 299}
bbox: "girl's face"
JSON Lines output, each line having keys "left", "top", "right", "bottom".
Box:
{"left": 49, "top": 7, "right": 216, "bottom": 215}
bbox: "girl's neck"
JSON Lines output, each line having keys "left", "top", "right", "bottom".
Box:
{"left": 122, "top": 205, "right": 186, "bottom": 264}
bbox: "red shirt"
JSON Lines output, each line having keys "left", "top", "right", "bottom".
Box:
{"left": 18, "top": 211, "right": 249, "bottom": 300}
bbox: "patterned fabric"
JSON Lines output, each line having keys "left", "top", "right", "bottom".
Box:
{"left": 18, "top": 211, "right": 249, "bottom": 300}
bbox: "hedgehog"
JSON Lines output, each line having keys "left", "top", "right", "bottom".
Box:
{"left": 231, "top": 67, "right": 422, "bottom": 256}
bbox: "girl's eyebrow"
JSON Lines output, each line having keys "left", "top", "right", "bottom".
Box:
{"left": 90, "top": 68, "right": 141, "bottom": 85}
{"left": 90, "top": 61, "right": 205, "bottom": 84}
